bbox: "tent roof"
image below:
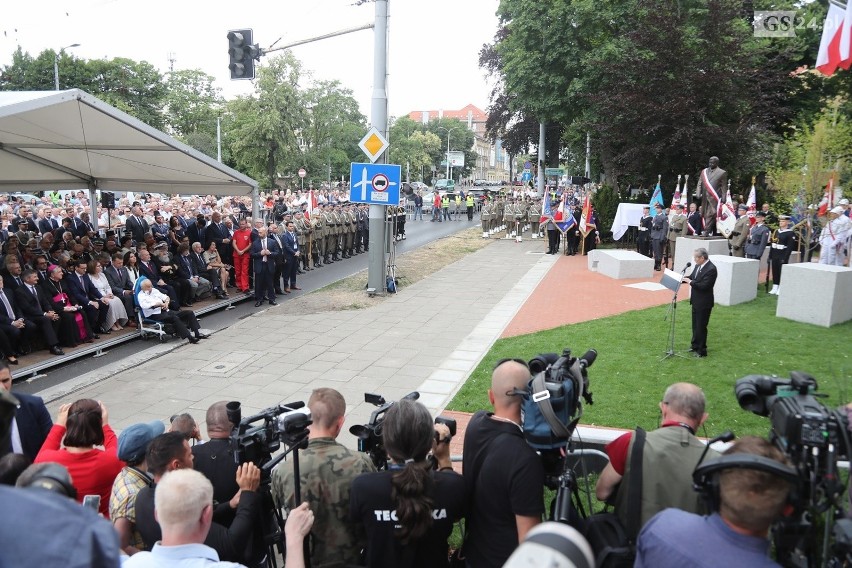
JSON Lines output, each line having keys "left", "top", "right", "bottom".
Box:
{"left": 0, "top": 89, "right": 257, "bottom": 196}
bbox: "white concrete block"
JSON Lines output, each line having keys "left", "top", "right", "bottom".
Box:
{"left": 587, "top": 249, "right": 601, "bottom": 272}
{"left": 675, "top": 236, "right": 729, "bottom": 273}
{"left": 776, "top": 263, "right": 852, "bottom": 327}
{"left": 789, "top": 251, "right": 802, "bottom": 264}
{"left": 709, "top": 255, "right": 759, "bottom": 306}
{"left": 597, "top": 250, "right": 654, "bottom": 279}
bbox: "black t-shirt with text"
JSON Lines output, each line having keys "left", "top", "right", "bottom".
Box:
{"left": 350, "top": 469, "right": 465, "bottom": 567}
{"left": 462, "top": 410, "right": 545, "bottom": 567}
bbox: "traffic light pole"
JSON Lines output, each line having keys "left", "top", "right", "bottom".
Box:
{"left": 367, "top": 0, "right": 389, "bottom": 295}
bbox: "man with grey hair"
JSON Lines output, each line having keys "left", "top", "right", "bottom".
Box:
{"left": 683, "top": 247, "right": 717, "bottom": 358}
{"left": 596, "top": 382, "right": 719, "bottom": 538}
{"left": 124, "top": 469, "right": 244, "bottom": 567}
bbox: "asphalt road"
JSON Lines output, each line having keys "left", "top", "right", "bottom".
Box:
{"left": 17, "top": 214, "right": 480, "bottom": 395}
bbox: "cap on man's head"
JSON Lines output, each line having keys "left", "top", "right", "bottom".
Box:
{"left": 839, "top": 198, "right": 849, "bottom": 205}
{"left": 92, "top": 239, "right": 104, "bottom": 246}
{"left": 675, "top": 203, "right": 684, "bottom": 210}
{"left": 831, "top": 205, "right": 844, "bottom": 215}
{"left": 642, "top": 205, "right": 650, "bottom": 210}
{"left": 153, "top": 242, "right": 167, "bottom": 250}
{"left": 755, "top": 211, "right": 766, "bottom": 218}
{"left": 779, "top": 214, "right": 791, "bottom": 220}
{"left": 654, "top": 203, "right": 662, "bottom": 209}
{"left": 118, "top": 420, "right": 165, "bottom": 462}
{"left": 738, "top": 204, "right": 747, "bottom": 211}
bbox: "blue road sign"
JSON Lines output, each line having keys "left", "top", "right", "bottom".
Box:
{"left": 349, "top": 162, "right": 401, "bottom": 205}
{"left": 521, "top": 170, "right": 533, "bottom": 182}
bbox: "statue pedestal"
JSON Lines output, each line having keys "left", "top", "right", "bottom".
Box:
{"left": 709, "top": 255, "right": 759, "bottom": 306}
{"left": 587, "top": 249, "right": 601, "bottom": 272}
{"left": 675, "top": 236, "right": 728, "bottom": 273}
{"left": 776, "top": 263, "right": 852, "bottom": 327}
{"left": 597, "top": 250, "right": 654, "bottom": 279}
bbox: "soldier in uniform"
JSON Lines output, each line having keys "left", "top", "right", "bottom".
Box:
{"left": 323, "top": 206, "right": 337, "bottom": 264}
{"left": 353, "top": 204, "right": 365, "bottom": 254}
{"left": 768, "top": 215, "right": 798, "bottom": 295}
{"left": 745, "top": 211, "right": 770, "bottom": 260}
{"left": 342, "top": 205, "right": 355, "bottom": 257}
{"left": 271, "top": 388, "right": 375, "bottom": 568}
{"left": 818, "top": 206, "right": 852, "bottom": 266}
{"left": 360, "top": 204, "right": 370, "bottom": 253}
{"left": 293, "top": 211, "right": 310, "bottom": 272}
{"left": 480, "top": 199, "right": 491, "bottom": 238}
{"left": 503, "top": 198, "right": 516, "bottom": 237}
{"left": 567, "top": 204, "right": 582, "bottom": 255}
{"left": 650, "top": 203, "right": 668, "bottom": 271}
{"left": 311, "top": 205, "right": 325, "bottom": 267}
{"left": 728, "top": 204, "right": 750, "bottom": 258}
{"left": 493, "top": 196, "right": 504, "bottom": 234}
{"left": 667, "top": 203, "right": 687, "bottom": 268}
{"left": 637, "top": 205, "right": 652, "bottom": 257}
{"left": 529, "top": 199, "right": 541, "bottom": 239}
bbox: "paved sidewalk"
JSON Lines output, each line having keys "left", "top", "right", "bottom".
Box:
{"left": 38, "top": 240, "right": 557, "bottom": 446}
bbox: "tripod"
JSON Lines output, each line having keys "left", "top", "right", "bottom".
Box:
{"left": 661, "top": 265, "right": 691, "bottom": 361}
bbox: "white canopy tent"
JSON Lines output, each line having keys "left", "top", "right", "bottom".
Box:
{"left": 0, "top": 89, "right": 259, "bottom": 230}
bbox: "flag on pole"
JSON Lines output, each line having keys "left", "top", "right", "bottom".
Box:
{"left": 746, "top": 179, "right": 757, "bottom": 226}
{"left": 816, "top": 0, "right": 852, "bottom": 76}
{"left": 716, "top": 186, "right": 737, "bottom": 237}
{"left": 817, "top": 174, "right": 836, "bottom": 216}
{"left": 540, "top": 192, "right": 553, "bottom": 225}
{"left": 649, "top": 181, "right": 665, "bottom": 209}
{"left": 579, "top": 194, "right": 595, "bottom": 236}
{"left": 670, "top": 183, "right": 682, "bottom": 213}
{"left": 556, "top": 194, "right": 577, "bottom": 233}
{"left": 305, "top": 190, "right": 318, "bottom": 220}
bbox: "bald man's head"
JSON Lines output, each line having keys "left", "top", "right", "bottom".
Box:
{"left": 490, "top": 360, "right": 530, "bottom": 417}
{"left": 205, "top": 401, "right": 233, "bottom": 438}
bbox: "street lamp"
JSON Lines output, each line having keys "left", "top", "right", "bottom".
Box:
{"left": 54, "top": 43, "right": 80, "bottom": 91}
{"left": 437, "top": 126, "right": 460, "bottom": 182}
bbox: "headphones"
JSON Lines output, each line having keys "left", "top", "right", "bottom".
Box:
{"left": 19, "top": 463, "right": 78, "bottom": 500}
{"left": 693, "top": 454, "right": 798, "bottom": 513}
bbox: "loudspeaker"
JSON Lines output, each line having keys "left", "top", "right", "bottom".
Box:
{"left": 100, "top": 192, "right": 116, "bottom": 210}
{"left": 693, "top": 454, "right": 798, "bottom": 512}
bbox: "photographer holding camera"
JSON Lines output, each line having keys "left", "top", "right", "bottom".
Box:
{"left": 462, "top": 359, "right": 545, "bottom": 568}
{"left": 349, "top": 398, "right": 465, "bottom": 567}
{"left": 595, "top": 383, "right": 718, "bottom": 536}
{"left": 271, "top": 388, "right": 375, "bottom": 568}
{"left": 636, "top": 436, "right": 794, "bottom": 567}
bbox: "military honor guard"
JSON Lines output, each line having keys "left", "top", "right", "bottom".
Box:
{"left": 650, "top": 203, "right": 668, "bottom": 271}
{"left": 768, "top": 215, "right": 798, "bottom": 295}
{"left": 637, "top": 205, "right": 652, "bottom": 257}
{"left": 667, "top": 203, "right": 686, "bottom": 268}
{"left": 728, "top": 204, "right": 750, "bottom": 258}
{"left": 745, "top": 211, "right": 770, "bottom": 260}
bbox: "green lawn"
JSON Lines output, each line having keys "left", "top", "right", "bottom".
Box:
{"left": 447, "top": 289, "right": 852, "bottom": 438}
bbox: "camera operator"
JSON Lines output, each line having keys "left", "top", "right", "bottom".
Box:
{"left": 595, "top": 383, "right": 718, "bottom": 536}
{"left": 192, "top": 402, "right": 238, "bottom": 521}
{"left": 271, "top": 388, "right": 375, "bottom": 568}
{"left": 349, "top": 399, "right": 465, "bottom": 567}
{"left": 635, "top": 436, "right": 793, "bottom": 567}
{"left": 462, "top": 359, "right": 545, "bottom": 568}
{"left": 134, "top": 431, "right": 264, "bottom": 565}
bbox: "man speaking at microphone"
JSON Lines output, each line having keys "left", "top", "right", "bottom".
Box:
{"left": 683, "top": 247, "right": 717, "bottom": 358}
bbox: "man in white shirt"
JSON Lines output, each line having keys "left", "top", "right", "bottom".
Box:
{"left": 137, "top": 279, "right": 207, "bottom": 344}
{"left": 123, "top": 469, "right": 245, "bottom": 568}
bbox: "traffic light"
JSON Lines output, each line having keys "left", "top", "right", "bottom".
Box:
{"left": 228, "top": 29, "right": 260, "bottom": 80}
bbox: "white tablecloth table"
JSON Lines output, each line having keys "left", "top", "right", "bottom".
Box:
{"left": 611, "top": 203, "right": 648, "bottom": 240}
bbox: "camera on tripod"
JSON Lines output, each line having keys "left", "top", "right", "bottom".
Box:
{"left": 349, "top": 391, "right": 457, "bottom": 470}
{"left": 735, "top": 371, "right": 852, "bottom": 566}
{"left": 226, "top": 400, "right": 312, "bottom": 471}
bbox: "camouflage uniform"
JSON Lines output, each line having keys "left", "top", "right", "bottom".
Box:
{"left": 311, "top": 210, "right": 324, "bottom": 267}
{"left": 481, "top": 202, "right": 491, "bottom": 236}
{"left": 529, "top": 201, "right": 541, "bottom": 235}
{"left": 323, "top": 209, "right": 337, "bottom": 263}
{"left": 344, "top": 207, "right": 356, "bottom": 257}
{"left": 271, "top": 437, "right": 376, "bottom": 568}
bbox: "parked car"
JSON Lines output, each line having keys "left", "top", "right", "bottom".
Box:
{"left": 435, "top": 179, "right": 455, "bottom": 192}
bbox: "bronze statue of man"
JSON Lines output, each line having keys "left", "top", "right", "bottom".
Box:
{"left": 694, "top": 156, "right": 727, "bottom": 235}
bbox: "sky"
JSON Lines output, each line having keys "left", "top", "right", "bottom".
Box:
{"left": 1, "top": 0, "right": 500, "bottom": 122}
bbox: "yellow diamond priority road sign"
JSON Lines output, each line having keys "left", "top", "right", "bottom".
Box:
{"left": 358, "top": 127, "right": 389, "bottom": 164}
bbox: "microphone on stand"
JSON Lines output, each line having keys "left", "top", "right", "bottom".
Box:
{"left": 681, "top": 261, "right": 692, "bottom": 274}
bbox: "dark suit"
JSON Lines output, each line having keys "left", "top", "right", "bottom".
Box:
{"left": 206, "top": 221, "right": 231, "bottom": 258}
{"left": 14, "top": 283, "right": 60, "bottom": 348}
{"left": 139, "top": 260, "right": 179, "bottom": 309}
{"left": 104, "top": 263, "right": 135, "bottom": 316}
{"left": 0, "top": 288, "right": 37, "bottom": 353}
{"left": 185, "top": 223, "right": 206, "bottom": 251}
{"left": 5, "top": 393, "right": 53, "bottom": 461}
{"left": 37, "top": 218, "right": 54, "bottom": 236}
{"left": 191, "top": 251, "right": 221, "bottom": 291}
{"left": 250, "top": 236, "right": 279, "bottom": 302}
{"left": 269, "top": 232, "right": 285, "bottom": 293}
{"left": 66, "top": 271, "right": 108, "bottom": 331}
{"left": 688, "top": 260, "right": 717, "bottom": 357}
{"left": 3, "top": 274, "right": 24, "bottom": 293}
{"left": 12, "top": 217, "right": 37, "bottom": 234}
{"left": 69, "top": 217, "right": 88, "bottom": 239}
{"left": 125, "top": 215, "right": 150, "bottom": 243}
{"left": 282, "top": 231, "right": 300, "bottom": 289}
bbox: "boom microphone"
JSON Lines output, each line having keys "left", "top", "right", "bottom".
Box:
{"left": 578, "top": 349, "right": 597, "bottom": 370}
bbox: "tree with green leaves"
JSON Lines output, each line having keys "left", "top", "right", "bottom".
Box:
{"left": 389, "top": 117, "right": 442, "bottom": 181}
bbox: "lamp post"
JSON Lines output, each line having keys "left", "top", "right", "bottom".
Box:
{"left": 437, "top": 126, "right": 460, "bottom": 182}
{"left": 54, "top": 43, "right": 80, "bottom": 90}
